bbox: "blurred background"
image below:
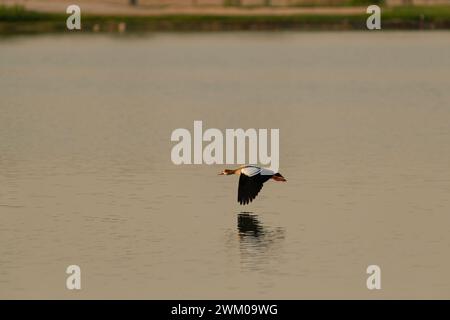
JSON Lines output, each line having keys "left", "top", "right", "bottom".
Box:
{"left": 1, "top": 0, "right": 449, "bottom": 8}
{"left": 0, "top": 0, "right": 449, "bottom": 33}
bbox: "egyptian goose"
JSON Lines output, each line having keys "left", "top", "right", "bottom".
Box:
{"left": 219, "top": 165, "right": 287, "bottom": 205}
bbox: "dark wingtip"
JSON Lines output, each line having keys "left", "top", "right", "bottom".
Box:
{"left": 238, "top": 198, "right": 250, "bottom": 205}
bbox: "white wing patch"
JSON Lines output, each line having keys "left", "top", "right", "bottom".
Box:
{"left": 260, "top": 168, "right": 275, "bottom": 176}
{"left": 240, "top": 166, "right": 261, "bottom": 177}
{"left": 240, "top": 166, "right": 274, "bottom": 177}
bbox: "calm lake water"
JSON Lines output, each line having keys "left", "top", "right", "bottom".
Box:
{"left": 1, "top": 32, "right": 450, "bottom": 299}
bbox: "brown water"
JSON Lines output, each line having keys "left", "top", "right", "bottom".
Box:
{"left": 1, "top": 32, "right": 450, "bottom": 299}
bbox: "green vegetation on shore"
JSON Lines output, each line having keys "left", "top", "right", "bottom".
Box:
{"left": 1, "top": 4, "right": 449, "bottom": 34}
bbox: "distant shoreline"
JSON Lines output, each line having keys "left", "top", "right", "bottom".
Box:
{"left": 1, "top": 5, "right": 449, "bottom": 34}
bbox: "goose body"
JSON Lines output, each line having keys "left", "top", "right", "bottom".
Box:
{"left": 219, "top": 165, "right": 286, "bottom": 205}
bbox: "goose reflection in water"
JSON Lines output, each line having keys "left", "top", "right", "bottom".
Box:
{"left": 236, "top": 212, "right": 285, "bottom": 271}
{"left": 238, "top": 212, "right": 264, "bottom": 238}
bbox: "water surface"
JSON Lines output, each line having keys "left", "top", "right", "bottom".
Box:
{"left": 1, "top": 32, "right": 450, "bottom": 298}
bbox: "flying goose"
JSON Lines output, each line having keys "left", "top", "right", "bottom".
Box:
{"left": 219, "top": 165, "right": 286, "bottom": 205}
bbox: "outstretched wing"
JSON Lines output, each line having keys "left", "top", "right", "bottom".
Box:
{"left": 238, "top": 173, "right": 271, "bottom": 205}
